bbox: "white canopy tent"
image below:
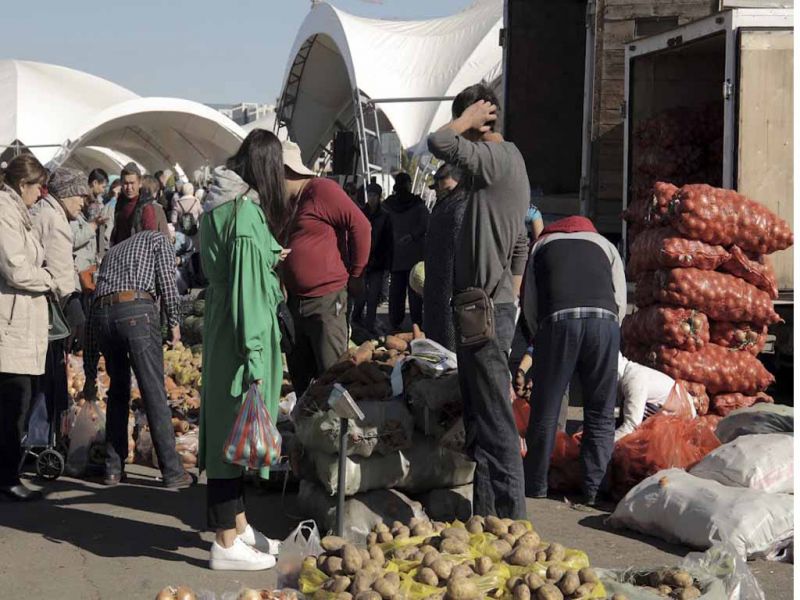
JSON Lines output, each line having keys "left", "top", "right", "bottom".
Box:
{"left": 277, "top": 0, "right": 503, "bottom": 167}
{"left": 0, "top": 59, "right": 245, "bottom": 175}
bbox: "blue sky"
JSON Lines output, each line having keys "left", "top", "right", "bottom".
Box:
{"left": 1, "top": 0, "right": 471, "bottom": 105}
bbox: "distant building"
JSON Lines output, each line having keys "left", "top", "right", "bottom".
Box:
{"left": 207, "top": 102, "right": 274, "bottom": 126}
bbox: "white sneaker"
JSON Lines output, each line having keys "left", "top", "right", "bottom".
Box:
{"left": 209, "top": 537, "right": 277, "bottom": 571}
{"left": 239, "top": 524, "right": 281, "bottom": 555}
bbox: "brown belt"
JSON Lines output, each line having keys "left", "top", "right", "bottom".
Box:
{"left": 96, "top": 290, "right": 154, "bottom": 308}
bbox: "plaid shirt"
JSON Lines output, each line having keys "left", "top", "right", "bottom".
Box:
{"left": 84, "top": 231, "right": 180, "bottom": 385}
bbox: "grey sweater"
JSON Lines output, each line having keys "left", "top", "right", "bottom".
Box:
{"left": 427, "top": 129, "right": 529, "bottom": 305}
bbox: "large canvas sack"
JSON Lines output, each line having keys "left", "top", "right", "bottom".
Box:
{"left": 690, "top": 433, "right": 793, "bottom": 493}
{"left": 716, "top": 404, "right": 794, "bottom": 443}
{"left": 609, "top": 469, "right": 794, "bottom": 561}
{"left": 406, "top": 373, "right": 462, "bottom": 437}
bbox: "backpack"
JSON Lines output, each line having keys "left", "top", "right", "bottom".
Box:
{"left": 179, "top": 198, "right": 200, "bottom": 236}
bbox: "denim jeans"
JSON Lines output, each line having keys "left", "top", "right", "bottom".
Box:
{"left": 456, "top": 302, "right": 526, "bottom": 519}
{"left": 94, "top": 299, "right": 183, "bottom": 481}
{"left": 524, "top": 317, "right": 619, "bottom": 499}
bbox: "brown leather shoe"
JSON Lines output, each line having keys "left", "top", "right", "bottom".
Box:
{"left": 163, "top": 472, "right": 195, "bottom": 489}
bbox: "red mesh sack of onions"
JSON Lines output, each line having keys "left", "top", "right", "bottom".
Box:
{"left": 719, "top": 246, "right": 779, "bottom": 299}
{"left": 624, "top": 182, "right": 677, "bottom": 228}
{"left": 668, "top": 184, "right": 794, "bottom": 253}
{"left": 634, "top": 272, "right": 659, "bottom": 307}
{"left": 710, "top": 392, "right": 774, "bottom": 417}
{"left": 627, "top": 228, "right": 730, "bottom": 278}
{"left": 650, "top": 268, "right": 781, "bottom": 326}
{"left": 622, "top": 305, "right": 709, "bottom": 352}
{"left": 709, "top": 321, "right": 768, "bottom": 356}
{"left": 678, "top": 380, "right": 710, "bottom": 416}
{"left": 647, "top": 344, "right": 775, "bottom": 395}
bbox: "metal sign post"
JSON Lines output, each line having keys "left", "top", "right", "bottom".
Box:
{"left": 327, "top": 383, "right": 365, "bottom": 537}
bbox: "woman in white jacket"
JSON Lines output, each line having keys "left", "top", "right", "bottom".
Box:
{"left": 0, "top": 154, "right": 57, "bottom": 502}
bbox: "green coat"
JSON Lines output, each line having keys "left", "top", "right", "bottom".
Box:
{"left": 198, "top": 196, "right": 283, "bottom": 480}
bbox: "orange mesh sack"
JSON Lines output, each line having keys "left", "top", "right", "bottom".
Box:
{"left": 709, "top": 321, "right": 768, "bottom": 356}
{"left": 650, "top": 268, "right": 781, "bottom": 326}
{"left": 626, "top": 228, "right": 730, "bottom": 278}
{"left": 623, "top": 181, "right": 677, "bottom": 228}
{"left": 648, "top": 344, "right": 775, "bottom": 395}
{"left": 621, "top": 305, "right": 709, "bottom": 352}
{"left": 711, "top": 392, "right": 774, "bottom": 417}
{"left": 719, "top": 246, "right": 779, "bottom": 299}
{"left": 611, "top": 414, "right": 721, "bottom": 498}
{"left": 669, "top": 184, "right": 793, "bottom": 254}
{"left": 548, "top": 431, "right": 583, "bottom": 493}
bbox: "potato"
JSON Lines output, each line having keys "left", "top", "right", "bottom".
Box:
{"left": 412, "top": 522, "right": 435, "bottom": 537}
{"left": 375, "top": 523, "right": 390, "bottom": 534}
{"left": 372, "top": 576, "right": 398, "bottom": 599}
{"left": 369, "top": 545, "right": 385, "bottom": 564}
{"left": 509, "top": 521, "right": 529, "bottom": 537}
{"left": 610, "top": 595, "right": 629, "bottom": 600}
{"left": 491, "top": 539, "right": 513, "bottom": 557}
{"left": 503, "top": 533, "right": 518, "bottom": 546}
{"left": 485, "top": 516, "right": 508, "bottom": 536}
{"left": 433, "top": 522, "right": 447, "bottom": 533}
{"left": 394, "top": 546, "right": 418, "bottom": 561}
{"left": 317, "top": 555, "right": 329, "bottom": 569}
{"left": 342, "top": 545, "right": 364, "bottom": 575}
{"left": 440, "top": 539, "right": 469, "bottom": 555}
{"left": 574, "top": 583, "right": 598, "bottom": 598}
{"left": 355, "top": 592, "right": 381, "bottom": 600}
{"left": 666, "top": 570, "right": 694, "bottom": 589}
{"left": 657, "top": 585, "right": 672, "bottom": 597}
{"left": 394, "top": 526, "right": 410, "bottom": 541}
{"left": 545, "top": 543, "right": 566, "bottom": 563}
{"left": 350, "top": 572, "right": 376, "bottom": 594}
{"left": 321, "top": 536, "right": 348, "bottom": 553}
{"left": 441, "top": 527, "right": 470, "bottom": 543}
{"left": 359, "top": 548, "right": 371, "bottom": 564}
{"left": 501, "top": 518, "right": 514, "bottom": 528}
{"left": 557, "top": 571, "right": 580, "bottom": 596}
{"left": 466, "top": 516, "right": 484, "bottom": 534}
{"left": 422, "top": 551, "right": 440, "bottom": 568}
{"left": 535, "top": 584, "right": 563, "bottom": 600}
{"left": 524, "top": 573, "right": 546, "bottom": 591}
{"left": 513, "top": 583, "right": 531, "bottom": 600}
{"left": 507, "top": 577, "right": 523, "bottom": 591}
{"left": 362, "top": 559, "right": 383, "bottom": 574}
{"left": 391, "top": 520, "right": 404, "bottom": 531}
{"left": 322, "top": 576, "right": 352, "bottom": 593}
{"left": 333, "top": 594, "right": 353, "bottom": 600}
{"left": 516, "top": 532, "right": 541, "bottom": 548}
{"left": 577, "top": 568, "right": 598, "bottom": 585}
{"left": 545, "top": 566, "right": 564, "bottom": 583}
{"left": 420, "top": 545, "right": 438, "bottom": 555}
{"left": 408, "top": 549, "right": 424, "bottom": 562}
{"left": 377, "top": 531, "right": 394, "bottom": 544}
{"left": 450, "top": 564, "right": 474, "bottom": 580}
{"left": 417, "top": 567, "right": 439, "bottom": 587}
{"left": 535, "top": 551, "right": 548, "bottom": 563}
{"left": 474, "top": 556, "right": 493, "bottom": 576}
{"left": 324, "top": 556, "right": 344, "bottom": 576}
{"left": 431, "top": 558, "right": 454, "bottom": 580}
{"left": 367, "top": 532, "right": 378, "bottom": 546}
{"left": 506, "top": 546, "right": 537, "bottom": 567}
{"left": 446, "top": 578, "right": 480, "bottom": 600}
{"left": 384, "top": 572, "right": 400, "bottom": 587}
{"left": 673, "top": 588, "right": 701, "bottom": 600}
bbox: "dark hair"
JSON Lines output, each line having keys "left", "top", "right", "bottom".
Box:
{"left": 88, "top": 168, "right": 108, "bottom": 185}
{"left": 154, "top": 170, "right": 164, "bottom": 180}
{"left": 394, "top": 172, "right": 412, "bottom": 192}
{"left": 141, "top": 174, "right": 160, "bottom": 199}
{"left": 110, "top": 179, "right": 122, "bottom": 190}
{"left": 452, "top": 83, "right": 499, "bottom": 131}
{"left": 367, "top": 183, "right": 383, "bottom": 197}
{"left": 226, "top": 129, "right": 289, "bottom": 240}
{"left": 121, "top": 162, "right": 141, "bottom": 179}
{"left": 0, "top": 153, "right": 47, "bottom": 195}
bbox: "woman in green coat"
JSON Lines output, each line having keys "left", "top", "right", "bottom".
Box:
{"left": 199, "top": 130, "right": 291, "bottom": 571}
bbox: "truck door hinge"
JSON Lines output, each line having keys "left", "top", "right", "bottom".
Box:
{"left": 620, "top": 100, "right": 627, "bottom": 119}
{"left": 499, "top": 27, "right": 506, "bottom": 47}
{"left": 723, "top": 79, "right": 733, "bottom": 100}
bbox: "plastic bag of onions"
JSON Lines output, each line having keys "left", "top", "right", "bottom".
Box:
{"left": 669, "top": 184, "right": 793, "bottom": 254}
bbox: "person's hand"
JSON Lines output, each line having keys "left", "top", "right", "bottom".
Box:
{"left": 348, "top": 276, "right": 365, "bottom": 298}
{"left": 457, "top": 100, "right": 498, "bottom": 133}
{"left": 94, "top": 215, "right": 109, "bottom": 226}
{"left": 168, "top": 325, "right": 181, "bottom": 346}
{"left": 279, "top": 248, "right": 292, "bottom": 262}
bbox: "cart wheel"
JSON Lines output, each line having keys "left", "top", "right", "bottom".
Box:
{"left": 36, "top": 449, "right": 65, "bottom": 480}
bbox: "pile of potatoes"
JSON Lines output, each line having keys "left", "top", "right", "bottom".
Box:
{"left": 623, "top": 570, "right": 702, "bottom": 600}
{"left": 304, "top": 517, "right": 609, "bottom": 600}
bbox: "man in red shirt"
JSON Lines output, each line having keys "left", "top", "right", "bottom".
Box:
{"left": 109, "top": 163, "right": 165, "bottom": 246}
{"left": 281, "top": 141, "right": 371, "bottom": 397}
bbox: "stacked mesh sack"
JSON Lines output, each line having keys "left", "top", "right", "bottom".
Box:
{"left": 622, "top": 182, "right": 793, "bottom": 416}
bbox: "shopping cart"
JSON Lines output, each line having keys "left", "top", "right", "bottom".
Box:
{"left": 19, "top": 390, "right": 66, "bottom": 480}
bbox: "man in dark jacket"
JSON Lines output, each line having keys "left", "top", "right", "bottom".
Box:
{"left": 385, "top": 172, "right": 428, "bottom": 330}
{"left": 353, "top": 183, "right": 392, "bottom": 333}
{"left": 110, "top": 163, "right": 167, "bottom": 245}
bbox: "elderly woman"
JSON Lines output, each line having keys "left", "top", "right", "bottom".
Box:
{"left": 0, "top": 154, "right": 57, "bottom": 501}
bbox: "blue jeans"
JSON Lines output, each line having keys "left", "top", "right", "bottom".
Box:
{"left": 524, "top": 317, "right": 619, "bottom": 499}
{"left": 456, "top": 302, "right": 526, "bottom": 519}
{"left": 94, "top": 300, "right": 183, "bottom": 481}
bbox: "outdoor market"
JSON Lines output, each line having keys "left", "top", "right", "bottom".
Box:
{"left": 0, "top": 1, "right": 795, "bottom": 599}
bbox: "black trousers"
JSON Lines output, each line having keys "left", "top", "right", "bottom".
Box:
{"left": 457, "top": 302, "right": 526, "bottom": 519}
{"left": 287, "top": 289, "right": 349, "bottom": 398}
{"left": 389, "top": 270, "right": 423, "bottom": 330}
{"left": 94, "top": 299, "right": 183, "bottom": 481}
{"left": 352, "top": 269, "right": 385, "bottom": 331}
{"left": 208, "top": 476, "right": 245, "bottom": 530}
{"left": 0, "top": 373, "right": 32, "bottom": 486}
{"left": 524, "top": 317, "right": 619, "bottom": 499}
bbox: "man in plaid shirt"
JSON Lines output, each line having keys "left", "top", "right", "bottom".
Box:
{"left": 83, "top": 230, "right": 192, "bottom": 489}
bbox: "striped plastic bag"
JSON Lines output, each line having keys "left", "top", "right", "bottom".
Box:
{"left": 223, "top": 383, "right": 282, "bottom": 470}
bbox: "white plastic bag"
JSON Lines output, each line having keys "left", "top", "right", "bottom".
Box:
{"left": 690, "top": 433, "right": 793, "bottom": 493}
{"left": 716, "top": 403, "right": 793, "bottom": 443}
{"left": 390, "top": 338, "right": 457, "bottom": 396}
{"left": 65, "top": 400, "right": 106, "bottom": 476}
{"left": 276, "top": 520, "right": 322, "bottom": 589}
{"left": 609, "top": 469, "right": 794, "bottom": 561}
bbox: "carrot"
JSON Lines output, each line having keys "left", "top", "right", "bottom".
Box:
{"left": 384, "top": 335, "right": 408, "bottom": 352}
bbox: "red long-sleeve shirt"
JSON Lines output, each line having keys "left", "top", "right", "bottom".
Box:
{"left": 283, "top": 178, "right": 371, "bottom": 298}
